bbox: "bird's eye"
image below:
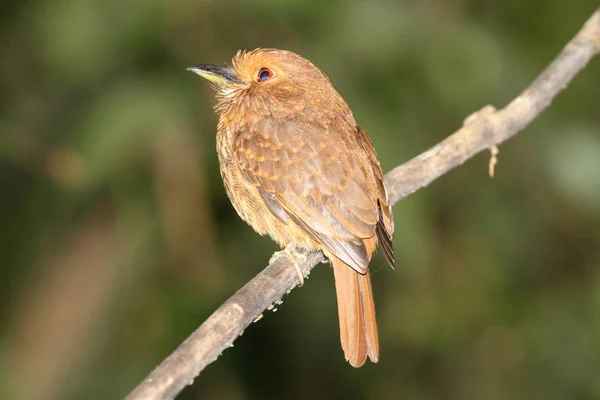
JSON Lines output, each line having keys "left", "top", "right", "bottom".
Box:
{"left": 257, "top": 68, "right": 273, "bottom": 82}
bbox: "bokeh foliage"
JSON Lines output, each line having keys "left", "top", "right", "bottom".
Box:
{"left": 1, "top": 1, "right": 599, "bottom": 399}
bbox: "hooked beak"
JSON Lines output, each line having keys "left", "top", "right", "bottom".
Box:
{"left": 186, "top": 64, "right": 242, "bottom": 86}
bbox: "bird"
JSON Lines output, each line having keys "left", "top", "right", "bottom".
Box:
{"left": 188, "top": 48, "right": 394, "bottom": 367}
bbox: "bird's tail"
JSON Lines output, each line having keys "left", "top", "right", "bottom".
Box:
{"left": 331, "top": 256, "right": 379, "bottom": 367}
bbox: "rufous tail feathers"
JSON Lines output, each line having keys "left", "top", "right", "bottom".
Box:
{"left": 331, "top": 256, "right": 379, "bottom": 367}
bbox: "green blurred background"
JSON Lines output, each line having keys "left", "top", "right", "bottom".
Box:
{"left": 1, "top": 1, "right": 599, "bottom": 399}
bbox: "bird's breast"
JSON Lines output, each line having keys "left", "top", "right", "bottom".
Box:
{"left": 216, "top": 126, "right": 318, "bottom": 250}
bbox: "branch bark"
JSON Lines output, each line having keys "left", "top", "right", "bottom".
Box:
{"left": 127, "top": 9, "right": 600, "bottom": 400}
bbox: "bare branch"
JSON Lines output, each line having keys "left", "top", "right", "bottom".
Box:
{"left": 126, "top": 9, "right": 600, "bottom": 400}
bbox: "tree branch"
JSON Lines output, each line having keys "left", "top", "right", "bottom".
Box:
{"left": 126, "top": 9, "right": 600, "bottom": 400}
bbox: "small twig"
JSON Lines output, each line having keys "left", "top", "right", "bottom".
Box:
{"left": 126, "top": 9, "right": 600, "bottom": 400}
{"left": 489, "top": 146, "right": 499, "bottom": 178}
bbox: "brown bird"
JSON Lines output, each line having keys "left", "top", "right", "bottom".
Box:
{"left": 188, "top": 49, "right": 394, "bottom": 367}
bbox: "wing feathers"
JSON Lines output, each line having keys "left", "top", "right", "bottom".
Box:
{"left": 236, "top": 118, "right": 393, "bottom": 272}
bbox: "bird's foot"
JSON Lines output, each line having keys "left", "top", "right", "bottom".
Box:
{"left": 269, "top": 244, "right": 307, "bottom": 287}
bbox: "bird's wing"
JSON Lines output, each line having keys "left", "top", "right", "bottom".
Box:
{"left": 356, "top": 126, "right": 394, "bottom": 267}
{"left": 235, "top": 117, "right": 387, "bottom": 273}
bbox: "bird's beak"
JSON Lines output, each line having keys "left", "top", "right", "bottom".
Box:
{"left": 186, "top": 64, "right": 242, "bottom": 86}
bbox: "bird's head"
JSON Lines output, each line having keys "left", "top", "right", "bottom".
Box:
{"left": 188, "top": 48, "right": 344, "bottom": 120}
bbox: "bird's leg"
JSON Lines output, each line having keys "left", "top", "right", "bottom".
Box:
{"left": 269, "top": 244, "right": 307, "bottom": 286}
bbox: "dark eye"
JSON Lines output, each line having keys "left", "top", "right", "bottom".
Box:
{"left": 258, "top": 68, "right": 273, "bottom": 82}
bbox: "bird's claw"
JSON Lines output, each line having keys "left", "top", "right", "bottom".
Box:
{"left": 270, "top": 245, "right": 307, "bottom": 286}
